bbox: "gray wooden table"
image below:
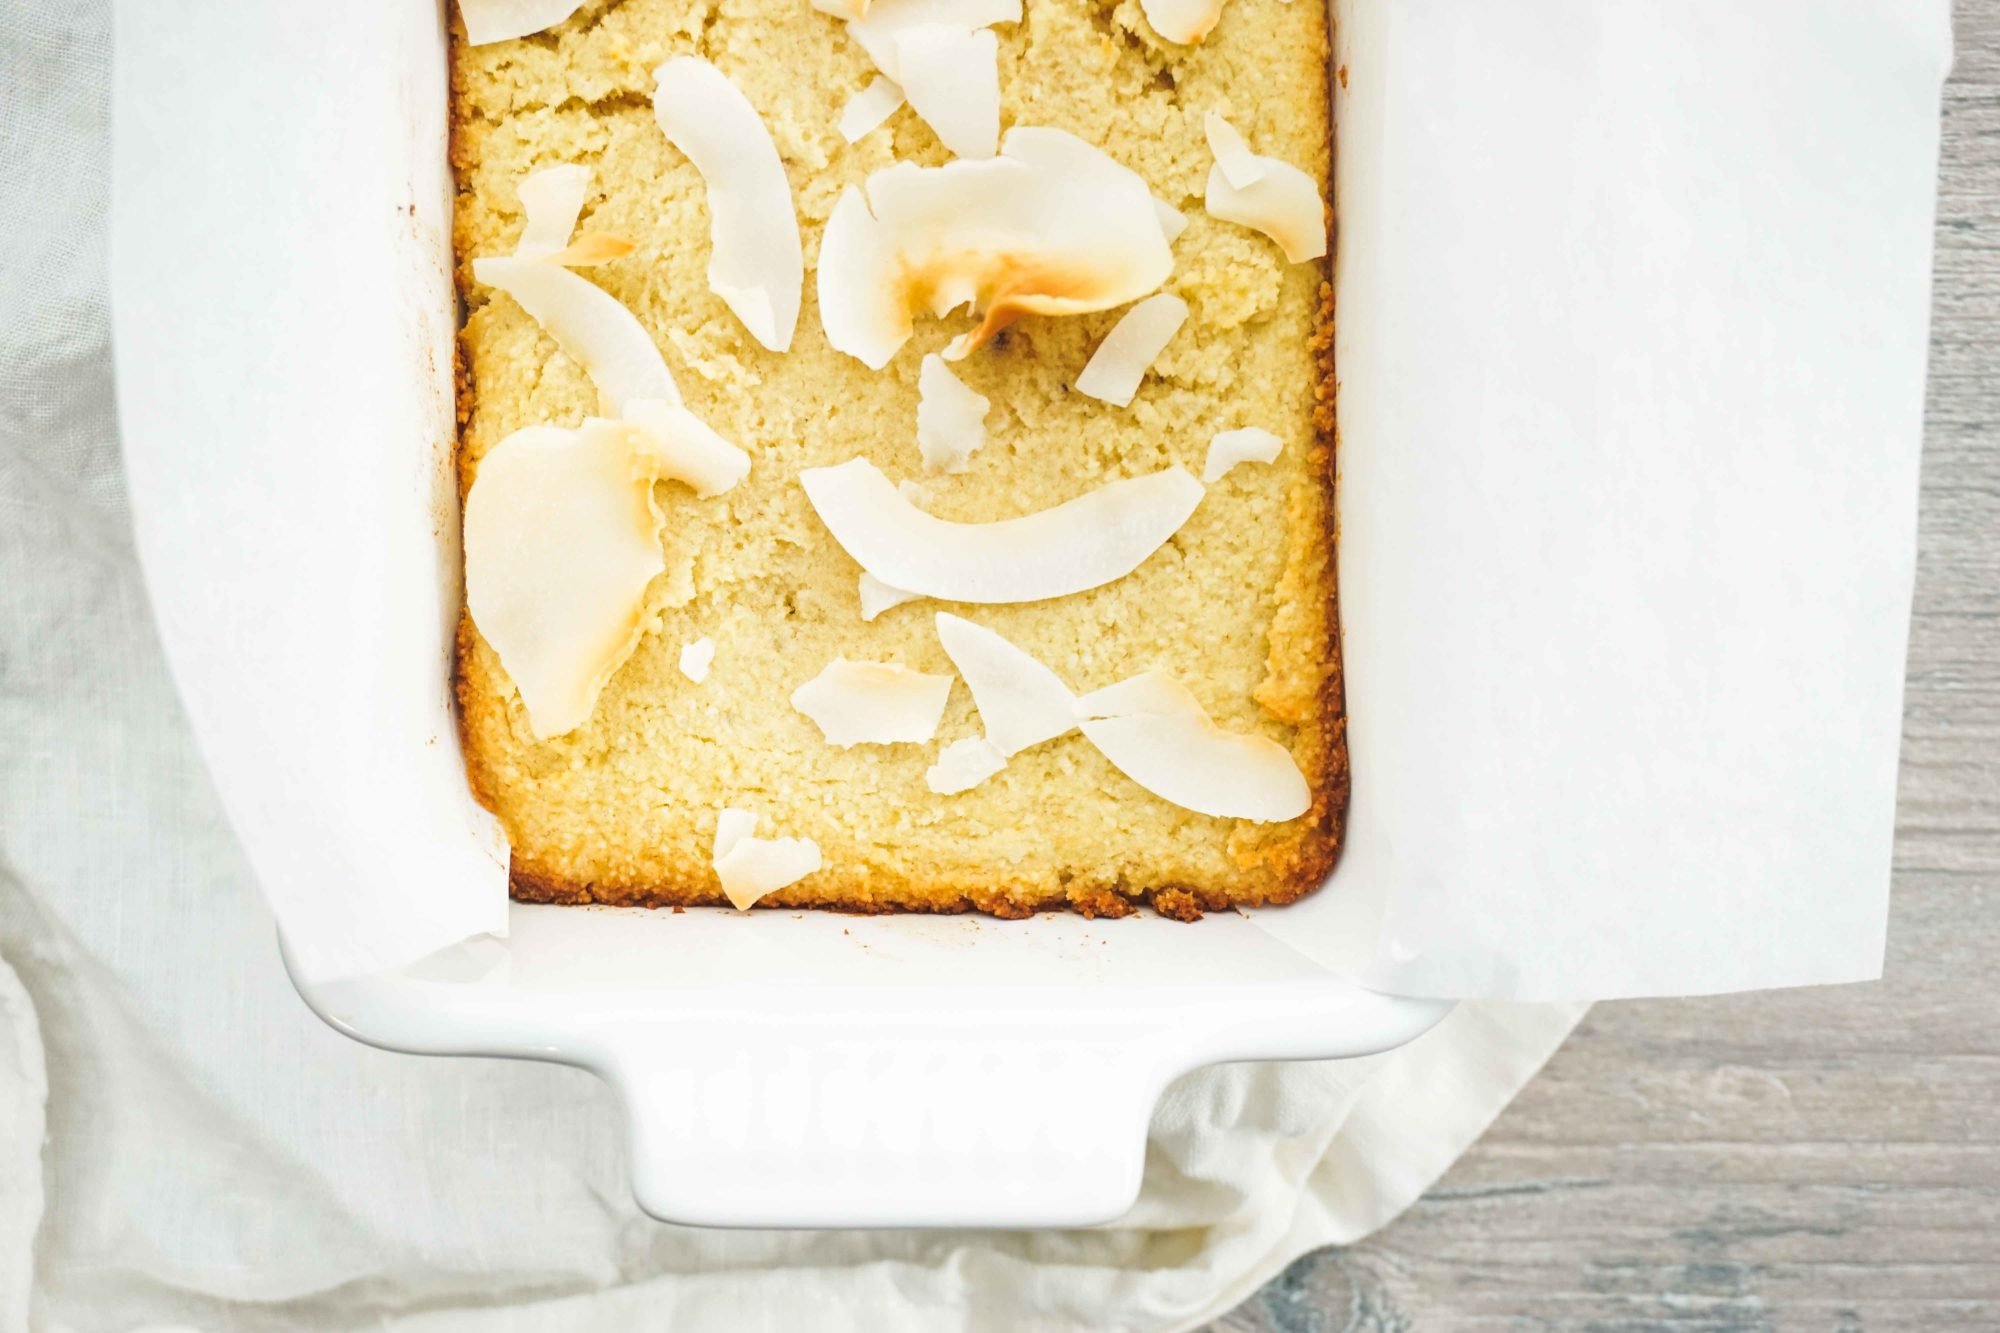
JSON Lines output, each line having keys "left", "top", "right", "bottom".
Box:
{"left": 1214, "top": 3, "right": 2000, "bottom": 1328}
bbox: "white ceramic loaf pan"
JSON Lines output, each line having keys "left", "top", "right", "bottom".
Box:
{"left": 109, "top": 1, "right": 1446, "bottom": 1226}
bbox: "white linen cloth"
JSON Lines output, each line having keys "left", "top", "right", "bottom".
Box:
{"left": 0, "top": 7, "right": 1583, "bottom": 1329}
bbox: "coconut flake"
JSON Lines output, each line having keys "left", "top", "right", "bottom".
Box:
{"left": 1204, "top": 137, "right": 1327, "bottom": 263}
{"left": 801, "top": 458, "right": 1203, "bottom": 603}
{"left": 791, "top": 658, "right": 953, "bottom": 746}
{"left": 1202, "top": 426, "right": 1283, "bottom": 483}
{"left": 1203, "top": 112, "right": 1266, "bottom": 190}
{"left": 623, "top": 398, "right": 751, "bottom": 497}
{"left": 477, "top": 165, "right": 680, "bottom": 412}
{"left": 884, "top": 25, "right": 1000, "bottom": 160}
{"left": 1152, "top": 196, "right": 1189, "bottom": 244}
{"left": 926, "top": 736, "right": 1007, "bottom": 794}
{"left": 515, "top": 164, "right": 591, "bottom": 258}
{"left": 1073, "top": 293, "right": 1189, "bottom": 408}
{"left": 915, "top": 354, "right": 990, "bottom": 473}
{"left": 1140, "top": 0, "right": 1225, "bottom": 45}
{"left": 859, "top": 500, "right": 929, "bottom": 616}
{"left": 652, "top": 58, "right": 804, "bottom": 353}
{"left": 474, "top": 255, "right": 683, "bottom": 414}
{"left": 838, "top": 75, "right": 906, "bottom": 140}
{"left": 817, "top": 187, "right": 908, "bottom": 371}
{"left": 461, "top": 0, "right": 585, "bottom": 44}
{"left": 713, "top": 808, "right": 759, "bottom": 858}
{"left": 1075, "top": 671, "right": 1310, "bottom": 821}
{"left": 859, "top": 572, "right": 924, "bottom": 621}
{"left": 712, "top": 808, "right": 823, "bottom": 909}
{"left": 933, "top": 613, "right": 1077, "bottom": 755}
{"left": 463, "top": 421, "right": 666, "bottom": 739}
{"left": 815, "top": 127, "right": 1173, "bottom": 368}
{"left": 811, "top": 0, "right": 872, "bottom": 17}
{"left": 511, "top": 164, "right": 636, "bottom": 266}
{"left": 679, "top": 637, "right": 716, "bottom": 683}
{"left": 846, "top": 0, "right": 1019, "bottom": 159}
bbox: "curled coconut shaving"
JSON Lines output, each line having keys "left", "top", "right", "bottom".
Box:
{"left": 463, "top": 411, "right": 749, "bottom": 738}
{"left": 1202, "top": 114, "right": 1327, "bottom": 263}
{"left": 799, "top": 457, "right": 1203, "bottom": 604}
{"left": 463, "top": 422, "right": 665, "bottom": 740}
{"left": 712, "top": 809, "right": 823, "bottom": 909}
{"left": 1073, "top": 293, "right": 1189, "bottom": 408}
{"left": 653, "top": 57, "right": 804, "bottom": 352}
{"left": 474, "top": 165, "right": 681, "bottom": 415}
{"left": 1076, "top": 673, "right": 1310, "bottom": 822}
{"left": 921, "top": 616, "right": 1312, "bottom": 822}
{"left": 817, "top": 127, "right": 1174, "bottom": 369}
{"left": 933, "top": 612, "right": 1076, "bottom": 756}
{"left": 791, "top": 659, "right": 954, "bottom": 746}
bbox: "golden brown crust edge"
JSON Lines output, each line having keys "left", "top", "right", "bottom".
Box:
{"left": 447, "top": 22, "right": 1348, "bottom": 922}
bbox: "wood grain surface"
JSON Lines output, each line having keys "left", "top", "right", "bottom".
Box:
{"left": 1213, "top": 3, "right": 2000, "bottom": 1328}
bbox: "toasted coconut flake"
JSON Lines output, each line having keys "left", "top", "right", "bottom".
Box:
{"left": 1152, "top": 196, "right": 1189, "bottom": 243}
{"left": 679, "top": 636, "right": 716, "bottom": 683}
{"left": 1075, "top": 671, "right": 1309, "bottom": 821}
{"left": 933, "top": 613, "right": 1077, "bottom": 755}
{"left": 474, "top": 255, "right": 683, "bottom": 414}
{"left": 838, "top": 75, "right": 905, "bottom": 140}
{"left": 461, "top": 0, "right": 585, "bottom": 44}
{"left": 926, "top": 736, "right": 1007, "bottom": 794}
{"left": 712, "top": 808, "right": 822, "bottom": 909}
{"left": 1073, "top": 293, "right": 1189, "bottom": 408}
{"left": 1203, "top": 426, "right": 1283, "bottom": 483}
{"left": 915, "top": 354, "right": 990, "bottom": 473}
{"left": 791, "top": 658, "right": 953, "bottom": 746}
{"left": 810, "top": 0, "right": 871, "bottom": 18}
{"left": 1140, "top": 0, "right": 1225, "bottom": 45}
{"left": 859, "top": 571, "right": 923, "bottom": 620}
{"left": 653, "top": 58, "right": 804, "bottom": 353}
{"left": 801, "top": 458, "right": 1203, "bottom": 603}
{"left": 511, "top": 166, "right": 635, "bottom": 267}
{"left": 622, "top": 398, "right": 750, "bottom": 497}
{"left": 1203, "top": 112, "right": 1266, "bottom": 190}
{"left": 1205, "top": 153, "right": 1327, "bottom": 264}
{"left": 463, "top": 421, "right": 666, "bottom": 739}
{"left": 815, "top": 127, "right": 1173, "bottom": 368}
{"left": 541, "top": 232, "right": 637, "bottom": 267}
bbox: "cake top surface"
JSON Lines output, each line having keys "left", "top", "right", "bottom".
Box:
{"left": 451, "top": 0, "right": 1340, "bottom": 911}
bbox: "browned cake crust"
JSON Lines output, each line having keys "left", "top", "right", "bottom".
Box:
{"left": 449, "top": 0, "right": 1345, "bottom": 919}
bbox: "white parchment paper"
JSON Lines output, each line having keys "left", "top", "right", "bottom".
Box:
{"left": 112, "top": 0, "right": 1951, "bottom": 998}
{"left": 1249, "top": 0, "right": 1953, "bottom": 999}
{"left": 112, "top": 4, "right": 511, "bottom": 980}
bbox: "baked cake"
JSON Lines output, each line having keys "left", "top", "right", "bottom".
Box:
{"left": 448, "top": 0, "right": 1344, "bottom": 919}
